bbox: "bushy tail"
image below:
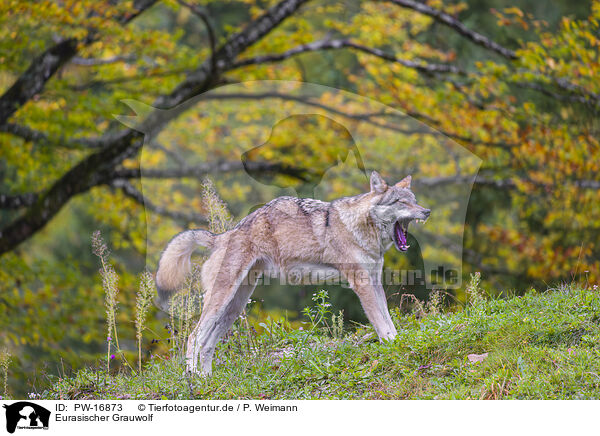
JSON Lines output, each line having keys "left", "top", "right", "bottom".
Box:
{"left": 155, "top": 229, "right": 215, "bottom": 305}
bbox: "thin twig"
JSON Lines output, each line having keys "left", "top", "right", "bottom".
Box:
{"left": 178, "top": 0, "right": 217, "bottom": 74}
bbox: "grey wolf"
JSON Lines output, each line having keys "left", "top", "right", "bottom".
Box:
{"left": 156, "top": 171, "right": 430, "bottom": 375}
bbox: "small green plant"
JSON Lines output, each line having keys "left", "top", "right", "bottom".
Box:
{"left": 92, "top": 231, "right": 117, "bottom": 372}
{"left": 162, "top": 177, "right": 229, "bottom": 359}
{"left": 302, "top": 290, "right": 333, "bottom": 334}
{"left": 202, "top": 178, "right": 233, "bottom": 234}
{"left": 427, "top": 289, "right": 443, "bottom": 314}
{"left": 399, "top": 293, "right": 426, "bottom": 317}
{"left": 135, "top": 270, "right": 155, "bottom": 373}
{"left": 0, "top": 348, "right": 10, "bottom": 399}
{"left": 331, "top": 310, "right": 344, "bottom": 339}
{"left": 92, "top": 230, "right": 132, "bottom": 373}
{"left": 466, "top": 271, "right": 485, "bottom": 307}
{"left": 87, "top": 179, "right": 232, "bottom": 380}
{"left": 259, "top": 314, "right": 292, "bottom": 346}
{"left": 167, "top": 263, "right": 204, "bottom": 361}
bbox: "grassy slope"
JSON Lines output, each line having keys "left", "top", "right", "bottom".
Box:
{"left": 42, "top": 285, "right": 600, "bottom": 400}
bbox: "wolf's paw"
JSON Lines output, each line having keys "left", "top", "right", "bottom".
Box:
{"left": 185, "top": 365, "right": 212, "bottom": 378}
{"left": 379, "top": 330, "right": 398, "bottom": 342}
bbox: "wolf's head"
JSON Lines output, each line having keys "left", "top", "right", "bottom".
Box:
{"left": 368, "top": 171, "right": 430, "bottom": 252}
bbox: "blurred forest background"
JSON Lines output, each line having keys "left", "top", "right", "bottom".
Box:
{"left": 0, "top": 0, "right": 598, "bottom": 396}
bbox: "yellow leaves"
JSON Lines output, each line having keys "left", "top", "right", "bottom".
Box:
{"left": 581, "top": 30, "right": 599, "bottom": 47}
{"left": 249, "top": 5, "right": 264, "bottom": 19}
{"left": 2, "top": 0, "right": 598, "bottom": 299}
{"left": 340, "top": 1, "right": 431, "bottom": 46}
{"left": 522, "top": 102, "right": 536, "bottom": 113}
{"left": 504, "top": 7, "right": 524, "bottom": 18}
{"left": 70, "top": 1, "right": 84, "bottom": 17}
{"left": 143, "top": 149, "right": 166, "bottom": 167}
{"left": 491, "top": 7, "right": 529, "bottom": 29}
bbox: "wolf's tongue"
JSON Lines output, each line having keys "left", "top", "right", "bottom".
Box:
{"left": 395, "top": 222, "right": 407, "bottom": 248}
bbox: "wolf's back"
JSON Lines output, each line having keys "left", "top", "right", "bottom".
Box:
{"left": 155, "top": 229, "right": 215, "bottom": 305}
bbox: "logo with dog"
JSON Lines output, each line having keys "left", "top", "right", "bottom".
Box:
{"left": 2, "top": 402, "right": 50, "bottom": 433}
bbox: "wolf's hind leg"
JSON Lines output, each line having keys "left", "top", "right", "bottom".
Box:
{"left": 185, "top": 260, "right": 264, "bottom": 375}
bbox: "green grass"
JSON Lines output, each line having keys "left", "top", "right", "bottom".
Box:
{"left": 39, "top": 284, "right": 600, "bottom": 400}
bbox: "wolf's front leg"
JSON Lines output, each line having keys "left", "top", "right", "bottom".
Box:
{"left": 344, "top": 268, "right": 397, "bottom": 341}
{"left": 371, "top": 281, "right": 398, "bottom": 341}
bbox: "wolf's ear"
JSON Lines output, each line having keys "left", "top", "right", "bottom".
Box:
{"left": 395, "top": 175, "right": 412, "bottom": 189}
{"left": 370, "top": 171, "right": 388, "bottom": 194}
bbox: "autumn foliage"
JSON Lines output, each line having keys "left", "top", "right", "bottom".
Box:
{"left": 0, "top": 0, "right": 598, "bottom": 395}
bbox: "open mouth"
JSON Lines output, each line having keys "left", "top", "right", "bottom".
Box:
{"left": 393, "top": 218, "right": 426, "bottom": 252}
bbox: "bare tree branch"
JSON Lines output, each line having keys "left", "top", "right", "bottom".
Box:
{"left": 416, "top": 175, "right": 600, "bottom": 190}
{"left": 113, "top": 160, "right": 308, "bottom": 181}
{"left": 71, "top": 55, "right": 136, "bottom": 66}
{"left": 178, "top": 0, "right": 217, "bottom": 74}
{"left": 121, "top": 0, "right": 160, "bottom": 24}
{"left": 0, "top": 38, "right": 79, "bottom": 125}
{"left": 0, "top": 123, "right": 113, "bottom": 149}
{"left": 118, "top": 160, "right": 600, "bottom": 193}
{"left": 4, "top": 91, "right": 446, "bottom": 153}
{"left": 0, "top": 129, "right": 144, "bottom": 252}
{"left": 0, "top": 0, "right": 157, "bottom": 126}
{"left": 1, "top": 123, "right": 49, "bottom": 144}
{"left": 554, "top": 78, "right": 600, "bottom": 105}
{"left": 383, "top": 0, "right": 600, "bottom": 108}
{"left": 155, "top": 0, "right": 311, "bottom": 110}
{"left": 514, "top": 80, "right": 600, "bottom": 108}
{"left": 0, "top": 0, "right": 311, "bottom": 254}
{"left": 111, "top": 179, "right": 208, "bottom": 225}
{"left": 193, "top": 91, "right": 515, "bottom": 151}
{"left": 0, "top": 159, "right": 305, "bottom": 216}
{"left": 384, "top": 0, "right": 517, "bottom": 60}
{"left": 231, "top": 38, "right": 465, "bottom": 75}
{"left": 0, "top": 193, "right": 38, "bottom": 209}
{"left": 67, "top": 68, "right": 190, "bottom": 92}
